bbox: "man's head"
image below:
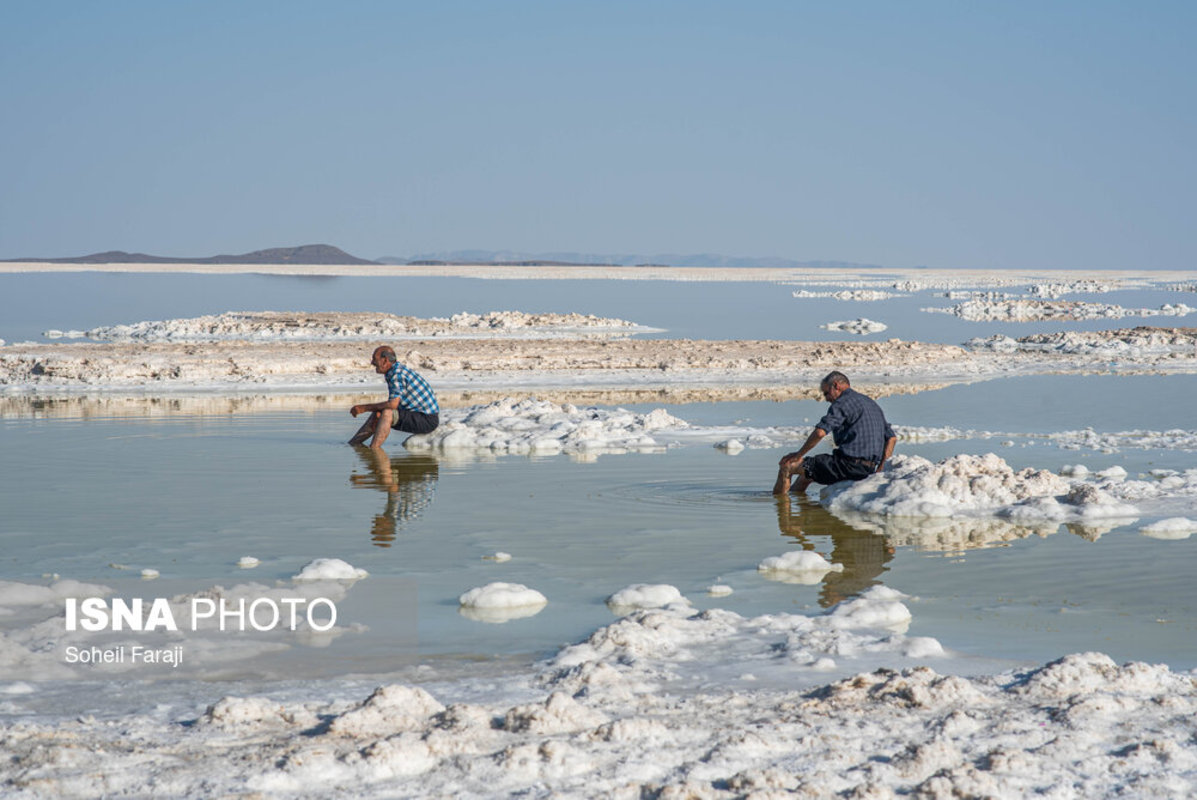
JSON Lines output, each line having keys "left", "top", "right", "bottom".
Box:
{"left": 820, "top": 371, "right": 850, "bottom": 402}
{"left": 371, "top": 346, "right": 397, "bottom": 374}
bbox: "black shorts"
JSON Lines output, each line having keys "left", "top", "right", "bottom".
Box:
{"left": 803, "top": 450, "right": 876, "bottom": 486}
{"left": 391, "top": 409, "right": 439, "bottom": 435}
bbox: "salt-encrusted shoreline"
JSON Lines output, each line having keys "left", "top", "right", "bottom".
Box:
{"left": 3, "top": 326, "right": 1196, "bottom": 394}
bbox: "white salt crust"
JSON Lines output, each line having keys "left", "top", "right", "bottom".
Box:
{"left": 5, "top": 584, "right": 1195, "bottom": 797}
{"left": 820, "top": 317, "right": 889, "bottom": 334}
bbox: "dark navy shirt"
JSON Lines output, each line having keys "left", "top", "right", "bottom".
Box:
{"left": 815, "top": 387, "right": 896, "bottom": 462}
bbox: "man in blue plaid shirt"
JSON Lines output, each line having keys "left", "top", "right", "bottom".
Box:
{"left": 772, "top": 371, "right": 896, "bottom": 495}
{"left": 349, "top": 346, "right": 440, "bottom": 448}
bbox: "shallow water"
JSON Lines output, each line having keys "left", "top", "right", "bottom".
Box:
{"left": 2, "top": 375, "right": 1195, "bottom": 683}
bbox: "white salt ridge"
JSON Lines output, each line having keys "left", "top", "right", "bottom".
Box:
{"left": 898, "top": 423, "right": 1197, "bottom": 454}
{"left": 482, "top": 552, "right": 512, "bottom": 562}
{"left": 404, "top": 397, "right": 688, "bottom": 457}
{"left": 929, "top": 298, "right": 1196, "bottom": 322}
{"left": 292, "top": 558, "right": 368, "bottom": 582}
{"left": 820, "top": 317, "right": 888, "bottom": 334}
{"left": 967, "top": 328, "right": 1197, "bottom": 356}
{"left": 822, "top": 453, "right": 1142, "bottom": 524}
{"left": 792, "top": 289, "right": 901, "bottom": 301}
{"left": 45, "top": 310, "right": 655, "bottom": 343}
{"left": 606, "top": 583, "right": 688, "bottom": 611}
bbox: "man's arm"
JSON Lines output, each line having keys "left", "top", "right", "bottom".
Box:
{"left": 350, "top": 397, "right": 401, "bottom": 417}
{"left": 778, "top": 428, "right": 828, "bottom": 469}
{"left": 876, "top": 435, "right": 896, "bottom": 472}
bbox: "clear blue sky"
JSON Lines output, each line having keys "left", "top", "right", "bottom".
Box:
{"left": 1, "top": 1, "right": 1193, "bottom": 268}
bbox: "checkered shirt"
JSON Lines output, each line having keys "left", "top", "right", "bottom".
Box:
{"left": 385, "top": 363, "right": 439, "bottom": 415}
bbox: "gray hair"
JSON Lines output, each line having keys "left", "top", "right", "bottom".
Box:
{"left": 820, "top": 371, "right": 850, "bottom": 389}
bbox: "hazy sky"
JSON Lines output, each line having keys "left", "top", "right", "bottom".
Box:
{"left": 2, "top": 1, "right": 1193, "bottom": 268}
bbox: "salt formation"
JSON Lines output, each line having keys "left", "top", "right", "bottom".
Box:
{"left": 927, "top": 298, "right": 1195, "bottom": 322}
{"left": 237, "top": 556, "right": 261, "bottom": 568}
{"left": 1140, "top": 518, "right": 1197, "bottom": 539}
{"left": 605, "top": 583, "right": 688, "bottom": 611}
{"left": 792, "top": 289, "right": 901, "bottom": 301}
{"left": 966, "top": 326, "right": 1197, "bottom": 356}
{"left": 292, "top": 558, "right": 368, "bottom": 582}
{"left": 404, "top": 398, "right": 688, "bottom": 456}
{"left": 757, "top": 551, "right": 845, "bottom": 585}
{"left": 458, "top": 582, "right": 547, "bottom": 623}
{"left": 822, "top": 453, "right": 1140, "bottom": 523}
{"left": 43, "top": 310, "right": 650, "bottom": 342}
{"left": 820, "top": 318, "right": 888, "bottom": 334}
{"left": 4, "top": 585, "right": 1197, "bottom": 795}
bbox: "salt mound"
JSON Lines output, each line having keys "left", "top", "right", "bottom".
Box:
{"left": 405, "top": 397, "right": 688, "bottom": 456}
{"left": 821, "top": 318, "right": 888, "bottom": 334}
{"left": 757, "top": 551, "right": 845, "bottom": 584}
{"left": 1140, "top": 517, "right": 1197, "bottom": 540}
{"left": 458, "top": 583, "right": 547, "bottom": 623}
{"left": 606, "top": 583, "right": 687, "bottom": 611}
{"left": 291, "top": 558, "right": 368, "bottom": 582}
{"left": 823, "top": 453, "right": 1141, "bottom": 524}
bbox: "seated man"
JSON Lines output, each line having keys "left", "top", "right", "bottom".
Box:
{"left": 772, "top": 371, "right": 896, "bottom": 495}
{"left": 348, "top": 346, "right": 439, "bottom": 448}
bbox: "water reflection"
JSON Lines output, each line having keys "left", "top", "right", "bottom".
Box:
{"left": 349, "top": 448, "right": 439, "bottom": 547}
{"left": 773, "top": 496, "right": 893, "bottom": 607}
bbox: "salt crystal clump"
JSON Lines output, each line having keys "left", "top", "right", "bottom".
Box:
{"left": 707, "top": 585, "right": 734, "bottom": 596}
{"left": 458, "top": 583, "right": 547, "bottom": 622}
{"left": 715, "top": 439, "right": 745, "bottom": 453}
{"left": 200, "top": 696, "right": 292, "bottom": 729}
{"left": 292, "top": 558, "right": 368, "bottom": 582}
{"left": 329, "top": 685, "right": 445, "bottom": 736}
{"left": 824, "top": 453, "right": 1069, "bottom": 518}
{"left": 757, "top": 551, "right": 844, "bottom": 585}
{"left": 825, "top": 586, "right": 913, "bottom": 633}
{"left": 606, "top": 583, "right": 687, "bottom": 611}
{"left": 237, "top": 556, "right": 261, "bottom": 568}
{"left": 405, "top": 397, "right": 687, "bottom": 457}
{"left": 1140, "top": 517, "right": 1197, "bottom": 540}
{"left": 820, "top": 318, "right": 888, "bottom": 335}
{"left": 483, "top": 552, "right": 512, "bottom": 562}
{"left": 140, "top": 569, "right": 160, "bottom": 580}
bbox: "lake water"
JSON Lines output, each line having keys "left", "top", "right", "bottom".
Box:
{"left": 2, "top": 371, "right": 1195, "bottom": 684}
{"left": 1, "top": 271, "right": 1194, "bottom": 344}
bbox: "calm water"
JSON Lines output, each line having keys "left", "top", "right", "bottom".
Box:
{"left": 0, "top": 271, "right": 1192, "bottom": 344}
{"left": 2, "top": 375, "right": 1195, "bottom": 678}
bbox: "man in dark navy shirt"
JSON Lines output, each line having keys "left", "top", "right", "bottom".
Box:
{"left": 772, "top": 371, "right": 897, "bottom": 495}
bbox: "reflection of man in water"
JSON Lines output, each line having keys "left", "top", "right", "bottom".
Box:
{"left": 348, "top": 346, "right": 439, "bottom": 448}
{"left": 350, "top": 448, "right": 439, "bottom": 547}
{"left": 773, "top": 371, "right": 897, "bottom": 495}
{"left": 775, "top": 496, "right": 894, "bottom": 607}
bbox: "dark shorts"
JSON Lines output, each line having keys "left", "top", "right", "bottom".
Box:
{"left": 391, "top": 409, "right": 439, "bottom": 435}
{"left": 803, "top": 450, "right": 876, "bottom": 486}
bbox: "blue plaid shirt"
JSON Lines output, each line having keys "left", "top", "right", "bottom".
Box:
{"left": 815, "top": 387, "right": 895, "bottom": 462}
{"left": 385, "top": 363, "right": 439, "bottom": 415}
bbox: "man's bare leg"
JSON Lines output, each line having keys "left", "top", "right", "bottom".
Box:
{"left": 368, "top": 408, "right": 394, "bottom": 448}
{"left": 348, "top": 413, "right": 378, "bottom": 446}
{"left": 772, "top": 463, "right": 794, "bottom": 495}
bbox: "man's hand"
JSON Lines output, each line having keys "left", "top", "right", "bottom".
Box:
{"left": 350, "top": 404, "right": 365, "bottom": 418}
{"left": 778, "top": 452, "right": 804, "bottom": 470}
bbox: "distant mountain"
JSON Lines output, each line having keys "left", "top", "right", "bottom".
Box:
{"left": 9, "top": 244, "right": 378, "bottom": 265}
{"left": 377, "top": 250, "right": 885, "bottom": 269}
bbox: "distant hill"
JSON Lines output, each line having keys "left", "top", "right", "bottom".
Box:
{"left": 378, "top": 250, "right": 886, "bottom": 269}
{"left": 8, "top": 244, "right": 378, "bottom": 265}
